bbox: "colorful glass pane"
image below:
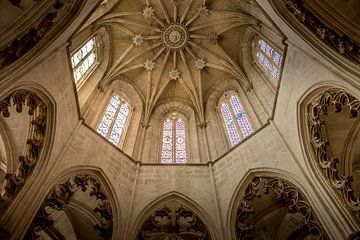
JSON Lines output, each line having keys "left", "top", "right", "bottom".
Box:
{"left": 161, "top": 119, "right": 173, "bottom": 163}
{"left": 97, "top": 95, "right": 130, "bottom": 147}
{"left": 220, "top": 102, "right": 241, "bottom": 146}
{"left": 175, "top": 119, "right": 187, "bottom": 163}
{"left": 97, "top": 95, "right": 121, "bottom": 137}
{"left": 109, "top": 103, "right": 129, "bottom": 145}
{"left": 230, "top": 95, "right": 253, "bottom": 137}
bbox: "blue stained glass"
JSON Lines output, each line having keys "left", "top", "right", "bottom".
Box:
{"left": 221, "top": 103, "right": 241, "bottom": 146}
{"left": 161, "top": 120, "right": 173, "bottom": 163}
{"left": 230, "top": 95, "right": 253, "bottom": 137}
{"left": 175, "top": 119, "right": 187, "bottom": 163}
{"left": 97, "top": 95, "right": 130, "bottom": 147}
{"left": 160, "top": 117, "right": 188, "bottom": 164}
{"left": 97, "top": 95, "right": 121, "bottom": 137}
{"left": 256, "top": 38, "right": 282, "bottom": 81}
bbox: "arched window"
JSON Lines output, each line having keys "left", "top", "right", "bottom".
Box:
{"left": 97, "top": 94, "right": 131, "bottom": 147}
{"left": 219, "top": 91, "right": 253, "bottom": 147}
{"left": 160, "top": 115, "right": 187, "bottom": 164}
{"left": 71, "top": 37, "right": 98, "bottom": 85}
{"left": 255, "top": 38, "right": 282, "bottom": 81}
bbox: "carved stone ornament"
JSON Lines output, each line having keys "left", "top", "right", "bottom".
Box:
{"left": 308, "top": 89, "right": 360, "bottom": 220}
{"left": 162, "top": 24, "right": 189, "bottom": 51}
{"left": 236, "top": 176, "right": 328, "bottom": 239}
{"left": 281, "top": 0, "right": 360, "bottom": 64}
{"left": 0, "top": 90, "right": 47, "bottom": 211}
{"left": 138, "top": 204, "right": 210, "bottom": 240}
{"left": 25, "top": 175, "right": 113, "bottom": 240}
{"left": 0, "top": 0, "right": 74, "bottom": 69}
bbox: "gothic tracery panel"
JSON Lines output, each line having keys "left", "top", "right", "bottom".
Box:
{"left": 235, "top": 176, "right": 328, "bottom": 239}
{"left": 307, "top": 89, "right": 360, "bottom": 221}
{"left": 0, "top": 90, "right": 47, "bottom": 212}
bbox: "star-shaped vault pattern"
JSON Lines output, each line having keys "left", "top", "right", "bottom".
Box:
{"left": 97, "top": 0, "right": 257, "bottom": 125}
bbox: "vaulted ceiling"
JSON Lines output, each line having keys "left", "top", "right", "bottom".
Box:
{"left": 95, "top": 0, "right": 259, "bottom": 125}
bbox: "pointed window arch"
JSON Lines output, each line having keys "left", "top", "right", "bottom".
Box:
{"left": 71, "top": 37, "right": 98, "bottom": 85}
{"left": 219, "top": 91, "right": 253, "bottom": 147}
{"left": 255, "top": 38, "right": 282, "bottom": 81}
{"left": 160, "top": 114, "right": 187, "bottom": 164}
{"left": 97, "top": 94, "right": 131, "bottom": 147}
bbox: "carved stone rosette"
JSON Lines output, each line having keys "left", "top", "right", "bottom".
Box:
{"left": 308, "top": 89, "right": 360, "bottom": 219}
{"left": 0, "top": 90, "right": 47, "bottom": 211}
{"left": 138, "top": 205, "right": 210, "bottom": 240}
{"left": 25, "top": 175, "right": 113, "bottom": 240}
{"left": 281, "top": 0, "right": 360, "bottom": 64}
{"left": 236, "top": 176, "right": 328, "bottom": 239}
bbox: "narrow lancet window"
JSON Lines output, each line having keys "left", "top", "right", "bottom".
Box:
{"left": 160, "top": 116, "right": 187, "bottom": 164}
{"left": 219, "top": 91, "right": 253, "bottom": 147}
{"left": 71, "top": 37, "right": 97, "bottom": 84}
{"left": 97, "top": 94, "right": 130, "bottom": 147}
{"left": 256, "top": 39, "right": 282, "bottom": 81}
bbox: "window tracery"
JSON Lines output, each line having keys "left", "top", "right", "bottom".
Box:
{"left": 160, "top": 115, "right": 187, "bottom": 164}
{"left": 71, "top": 37, "right": 98, "bottom": 85}
{"left": 219, "top": 91, "right": 253, "bottom": 147}
{"left": 97, "top": 94, "right": 130, "bottom": 147}
{"left": 255, "top": 38, "right": 282, "bottom": 81}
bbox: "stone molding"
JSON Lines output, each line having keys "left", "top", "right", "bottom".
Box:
{"left": 0, "top": 90, "right": 47, "bottom": 211}
{"left": 308, "top": 89, "right": 360, "bottom": 220}
{"left": 236, "top": 176, "right": 328, "bottom": 239}
{"left": 0, "top": 0, "right": 82, "bottom": 70}
{"left": 281, "top": 0, "right": 360, "bottom": 64}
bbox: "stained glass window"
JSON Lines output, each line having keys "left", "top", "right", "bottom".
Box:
{"left": 220, "top": 91, "right": 253, "bottom": 147}
{"left": 160, "top": 116, "right": 187, "bottom": 164}
{"left": 256, "top": 39, "right": 282, "bottom": 81}
{"left": 97, "top": 95, "right": 130, "bottom": 147}
{"left": 71, "top": 37, "right": 97, "bottom": 84}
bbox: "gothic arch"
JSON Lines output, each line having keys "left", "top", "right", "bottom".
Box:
{"left": 130, "top": 191, "right": 220, "bottom": 240}
{"left": 24, "top": 167, "right": 119, "bottom": 240}
{"left": 299, "top": 83, "right": 360, "bottom": 226}
{"left": 228, "top": 169, "right": 329, "bottom": 240}
{"left": 0, "top": 84, "right": 56, "bottom": 215}
{"left": 85, "top": 78, "right": 143, "bottom": 156}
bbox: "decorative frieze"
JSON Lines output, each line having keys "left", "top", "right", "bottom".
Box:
{"left": 236, "top": 176, "right": 328, "bottom": 239}
{"left": 0, "top": 90, "right": 47, "bottom": 211}
{"left": 308, "top": 89, "right": 360, "bottom": 219}
{"left": 25, "top": 175, "right": 113, "bottom": 240}
{"left": 282, "top": 0, "right": 360, "bottom": 64}
{"left": 0, "top": 0, "right": 76, "bottom": 69}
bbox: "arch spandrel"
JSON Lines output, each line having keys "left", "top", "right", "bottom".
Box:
{"left": 130, "top": 192, "right": 220, "bottom": 240}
